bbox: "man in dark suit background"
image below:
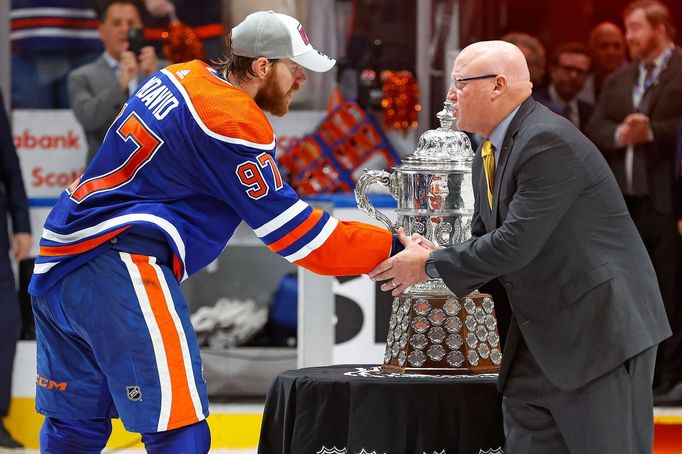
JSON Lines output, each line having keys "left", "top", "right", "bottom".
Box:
{"left": 68, "top": 0, "right": 160, "bottom": 163}
{"left": 535, "top": 42, "right": 594, "bottom": 132}
{"left": 586, "top": 0, "right": 682, "bottom": 403}
{"left": 0, "top": 90, "right": 32, "bottom": 449}
{"left": 368, "top": 40, "right": 670, "bottom": 453}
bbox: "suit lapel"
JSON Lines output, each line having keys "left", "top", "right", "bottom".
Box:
{"left": 639, "top": 49, "right": 682, "bottom": 115}
{"left": 95, "top": 54, "right": 122, "bottom": 89}
{"left": 489, "top": 97, "right": 536, "bottom": 225}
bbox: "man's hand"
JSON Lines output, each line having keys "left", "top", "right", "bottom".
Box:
{"left": 677, "top": 219, "right": 682, "bottom": 237}
{"left": 12, "top": 232, "right": 32, "bottom": 262}
{"left": 368, "top": 228, "right": 432, "bottom": 296}
{"left": 119, "top": 50, "right": 139, "bottom": 90}
{"left": 138, "top": 46, "right": 159, "bottom": 77}
{"left": 411, "top": 232, "right": 438, "bottom": 251}
{"left": 617, "top": 113, "right": 652, "bottom": 146}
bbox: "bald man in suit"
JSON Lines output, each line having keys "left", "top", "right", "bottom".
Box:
{"left": 369, "top": 40, "right": 671, "bottom": 454}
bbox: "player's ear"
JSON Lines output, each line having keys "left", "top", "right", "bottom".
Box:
{"left": 252, "top": 57, "right": 270, "bottom": 79}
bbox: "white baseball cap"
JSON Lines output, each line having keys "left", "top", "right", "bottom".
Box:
{"left": 231, "top": 10, "right": 336, "bottom": 73}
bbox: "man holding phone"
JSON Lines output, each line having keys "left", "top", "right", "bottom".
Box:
{"left": 68, "top": 0, "right": 160, "bottom": 163}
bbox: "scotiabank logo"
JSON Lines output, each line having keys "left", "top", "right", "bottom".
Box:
{"left": 36, "top": 374, "right": 68, "bottom": 391}
{"left": 32, "top": 167, "right": 83, "bottom": 188}
{"left": 14, "top": 129, "right": 80, "bottom": 150}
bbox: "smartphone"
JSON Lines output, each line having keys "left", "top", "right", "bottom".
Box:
{"left": 127, "top": 27, "right": 146, "bottom": 55}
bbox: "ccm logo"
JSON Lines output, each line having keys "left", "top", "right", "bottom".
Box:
{"left": 36, "top": 374, "right": 68, "bottom": 391}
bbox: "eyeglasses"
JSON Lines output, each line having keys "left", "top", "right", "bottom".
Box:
{"left": 450, "top": 74, "right": 497, "bottom": 91}
{"left": 556, "top": 64, "right": 588, "bottom": 77}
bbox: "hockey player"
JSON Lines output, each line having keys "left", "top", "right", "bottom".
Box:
{"left": 30, "top": 10, "right": 397, "bottom": 453}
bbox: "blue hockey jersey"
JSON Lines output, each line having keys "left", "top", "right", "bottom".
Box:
{"left": 29, "top": 60, "right": 393, "bottom": 295}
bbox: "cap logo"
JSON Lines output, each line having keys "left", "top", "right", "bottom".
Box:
{"left": 297, "top": 23, "right": 310, "bottom": 46}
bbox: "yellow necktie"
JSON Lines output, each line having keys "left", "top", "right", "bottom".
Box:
{"left": 482, "top": 140, "right": 495, "bottom": 208}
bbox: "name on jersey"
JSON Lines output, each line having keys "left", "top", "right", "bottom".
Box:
{"left": 135, "top": 76, "right": 179, "bottom": 120}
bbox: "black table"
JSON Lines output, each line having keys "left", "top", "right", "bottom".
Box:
{"left": 258, "top": 364, "right": 504, "bottom": 454}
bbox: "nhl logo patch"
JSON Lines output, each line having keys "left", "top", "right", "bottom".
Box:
{"left": 126, "top": 385, "right": 142, "bottom": 402}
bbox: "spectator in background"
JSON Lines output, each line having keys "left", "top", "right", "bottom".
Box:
{"left": 578, "top": 21, "right": 628, "bottom": 104}
{"left": 142, "top": 0, "right": 225, "bottom": 62}
{"left": 10, "top": 0, "right": 102, "bottom": 108}
{"left": 0, "top": 89, "right": 32, "bottom": 449}
{"left": 69, "top": 0, "right": 160, "bottom": 163}
{"left": 586, "top": 0, "right": 682, "bottom": 406}
{"left": 501, "top": 32, "right": 547, "bottom": 91}
{"left": 536, "top": 42, "right": 594, "bottom": 131}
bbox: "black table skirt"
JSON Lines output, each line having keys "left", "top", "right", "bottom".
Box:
{"left": 258, "top": 364, "right": 505, "bottom": 454}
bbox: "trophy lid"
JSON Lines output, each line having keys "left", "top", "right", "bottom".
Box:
{"left": 400, "top": 100, "right": 474, "bottom": 170}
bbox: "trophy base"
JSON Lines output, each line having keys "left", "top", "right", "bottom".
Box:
{"left": 382, "top": 285, "right": 502, "bottom": 375}
{"left": 381, "top": 364, "right": 500, "bottom": 375}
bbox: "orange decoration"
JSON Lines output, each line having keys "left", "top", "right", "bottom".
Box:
{"left": 163, "top": 20, "right": 205, "bottom": 63}
{"left": 381, "top": 70, "right": 419, "bottom": 133}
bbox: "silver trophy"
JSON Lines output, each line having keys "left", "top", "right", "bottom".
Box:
{"left": 355, "top": 101, "right": 501, "bottom": 374}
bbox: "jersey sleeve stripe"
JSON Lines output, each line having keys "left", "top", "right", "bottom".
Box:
{"left": 260, "top": 207, "right": 311, "bottom": 246}
{"left": 275, "top": 211, "right": 330, "bottom": 258}
{"left": 266, "top": 208, "right": 324, "bottom": 253}
{"left": 253, "top": 200, "right": 309, "bottom": 237}
{"left": 283, "top": 217, "right": 338, "bottom": 263}
{"left": 292, "top": 221, "right": 393, "bottom": 275}
{"left": 162, "top": 67, "right": 276, "bottom": 151}
{"left": 39, "top": 226, "right": 130, "bottom": 257}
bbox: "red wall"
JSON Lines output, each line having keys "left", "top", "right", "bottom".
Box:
{"left": 461, "top": 0, "right": 682, "bottom": 54}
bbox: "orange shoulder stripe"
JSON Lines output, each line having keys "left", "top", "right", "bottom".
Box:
{"left": 165, "top": 61, "right": 274, "bottom": 146}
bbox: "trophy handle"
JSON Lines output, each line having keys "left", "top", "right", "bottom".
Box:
{"left": 354, "top": 169, "right": 395, "bottom": 232}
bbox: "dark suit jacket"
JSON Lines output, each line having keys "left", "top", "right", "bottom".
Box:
{"left": 0, "top": 90, "right": 31, "bottom": 253}
{"left": 535, "top": 86, "right": 594, "bottom": 132}
{"left": 432, "top": 97, "right": 671, "bottom": 391}
{"left": 586, "top": 48, "right": 682, "bottom": 214}
{"left": 68, "top": 54, "right": 129, "bottom": 163}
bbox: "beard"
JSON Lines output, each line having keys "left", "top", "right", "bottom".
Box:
{"left": 255, "top": 67, "right": 300, "bottom": 117}
{"left": 629, "top": 34, "right": 658, "bottom": 60}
